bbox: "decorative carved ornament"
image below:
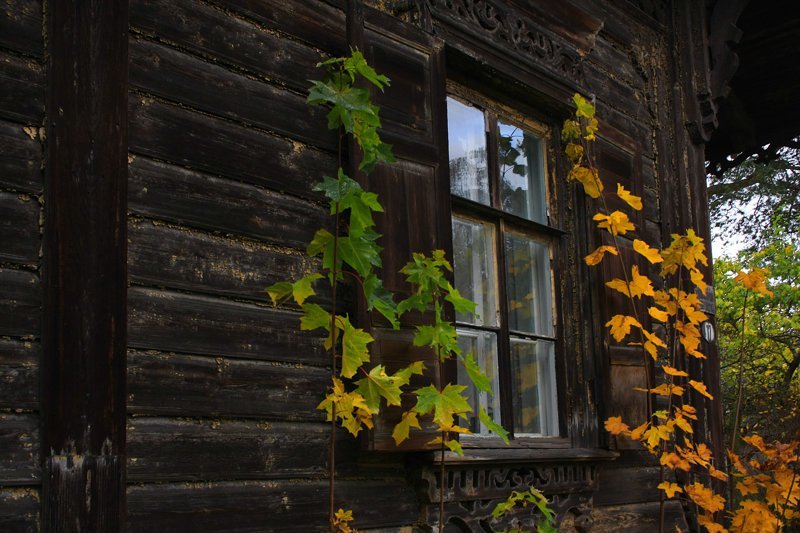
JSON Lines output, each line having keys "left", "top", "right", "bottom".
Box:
{"left": 419, "top": 463, "right": 596, "bottom": 532}
{"left": 391, "top": 0, "right": 585, "bottom": 82}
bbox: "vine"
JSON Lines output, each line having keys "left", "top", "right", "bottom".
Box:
{"left": 267, "top": 51, "right": 508, "bottom": 532}
{"left": 565, "top": 94, "right": 800, "bottom": 532}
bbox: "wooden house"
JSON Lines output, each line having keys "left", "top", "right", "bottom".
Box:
{"left": 0, "top": 0, "right": 795, "bottom": 530}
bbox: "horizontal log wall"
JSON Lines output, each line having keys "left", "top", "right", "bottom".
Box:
{"left": 0, "top": 0, "right": 43, "bottom": 530}
{"left": 125, "top": 0, "right": 417, "bottom": 529}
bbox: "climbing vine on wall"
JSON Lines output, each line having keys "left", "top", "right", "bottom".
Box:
{"left": 565, "top": 94, "right": 800, "bottom": 533}
{"left": 266, "top": 51, "right": 507, "bottom": 532}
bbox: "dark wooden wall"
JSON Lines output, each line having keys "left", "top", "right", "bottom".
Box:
{"left": 0, "top": 0, "right": 44, "bottom": 529}
{"left": 0, "top": 0, "right": 721, "bottom": 531}
{"left": 124, "top": 0, "right": 417, "bottom": 530}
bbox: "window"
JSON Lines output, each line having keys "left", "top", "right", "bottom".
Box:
{"left": 447, "top": 93, "right": 560, "bottom": 438}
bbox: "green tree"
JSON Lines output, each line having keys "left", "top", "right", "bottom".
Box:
{"left": 714, "top": 230, "right": 800, "bottom": 442}
{"left": 709, "top": 143, "right": 799, "bottom": 249}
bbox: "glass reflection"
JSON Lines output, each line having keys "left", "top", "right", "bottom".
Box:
{"left": 447, "top": 97, "right": 490, "bottom": 205}
{"left": 457, "top": 328, "right": 500, "bottom": 435}
{"left": 498, "top": 121, "right": 547, "bottom": 224}
{"left": 504, "top": 232, "right": 553, "bottom": 336}
{"left": 511, "top": 338, "right": 557, "bottom": 435}
{"left": 452, "top": 216, "right": 498, "bottom": 327}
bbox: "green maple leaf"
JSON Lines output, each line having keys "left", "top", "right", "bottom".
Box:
{"left": 265, "top": 281, "right": 293, "bottom": 306}
{"left": 392, "top": 410, "right": 421, "bottom": 446}
{"left": 444, "top": 438, "right": 464, "bottom": 456}
{"left": 444, "top": 283, "right": 477, "bottom": 315}
{"left": 340, "top": 316, "right": 373, "bottom": 378}
{"left": 413, "top": 322, "right": 460, "bottom": 358}
{"left": 292, "top": 273, "right": 323, "bottom": 306}
{"left": 393, "top": 360, "right": 425, "bottom": 385}
{"left": 313, "top": 170, "right": 362, "bottom": 203}
{"left": 337, "top": 235, "right": 380, "bottom": 278}
{"left": 414, "top": 384, "right": 471, "bottom": 431}
{"left": 307, "top": 228, "right": 336, "bottom": 272}
{"left": 363, "top": 274, "right": 399, "bottom": 329}
{"left": 478, "top": 406, "right": 509, "bottom": 444}
{"left": 354, "top": 364, "right": 405, "bottom": 412}
{"left": 300, "top": 303, "right": 330, "bottom": 332}
{"left": 462, "top": 353, "right": 492, "bottom": 394}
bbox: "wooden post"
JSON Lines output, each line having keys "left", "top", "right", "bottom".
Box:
{"left": 42, "top": 2, "right": 128, "bottom": 530}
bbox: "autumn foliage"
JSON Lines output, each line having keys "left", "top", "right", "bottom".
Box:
{"left": 568, "top": 94, "right": 800, "bottom": 532}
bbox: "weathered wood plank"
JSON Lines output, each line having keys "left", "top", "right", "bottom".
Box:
{"left": 0, "top": 53, "right": 43, "bottom": 124}
{"left": 128, "top": 96, "right": 336, "bottom": 200}
{"left": 127, "top": 418, "right": 332, "bottom": 482}
{"left": 0, "top": 268, "right": 39, "bottom": 337}
{"left": 0, "top": 0, "right": 42, "bottom": 58}
{"left": 0, "top": 487, "right": 39, "bottom": 532}
{"left": 130, "top": 0, "right": 330, "bottom": 93}
{"left": 216, "top": 0, "right": 346, "bottom": 56}
{"left": 591, "top": 501, "right": 688, "bottom": 532}
{"left": 128, "top": 287, "right": 325, "bottom": 365}
{"left": 0, "top": 120, "right": 41, "bottom": 193}
{"left": 127, "top": 351, "right": 327, "bottom": 420}
{"left": 128, "top": 220, "right": 325, "bottom": 303}
{"left": 129, "top": 38, "right": 335, "bottom": 151}
{"left": 128, "top": 157, "right": 326, "bottom": 250}
{"left": 0, "top": 339, "right": 38, "bottom": 409}
{"left": 0, "top": 414, "right": 38, "bottom": 484}
{"left": 595, "top": 466, "right": 661, "bottom": 506}
{"left": 126, "top": 479, "right": 418, "bottom": 532}
{"left": 0, "top": 192, "right": 38, "bottom": 265}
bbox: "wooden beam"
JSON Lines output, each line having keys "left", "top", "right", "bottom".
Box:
{"left": 42, "top": 2, "right": 128, "bottom": 530}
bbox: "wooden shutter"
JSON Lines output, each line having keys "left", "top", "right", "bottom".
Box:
{"left": 350, "top": 5, "right": 451, "bottom": 451}
{"left": 593, "top": 138, "right": 651, "bottom": 448}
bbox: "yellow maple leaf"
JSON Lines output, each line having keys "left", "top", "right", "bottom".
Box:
{"left": 689, "top": 379, "right": 714, "bottom": 400}
{"left": 658, "top": 481, "right": 684, "bottom": 498}
{"left": 680, "top": 404, "right": 698, "bottom": 420}
{"left": 736, "top": 480, "right": 760, "bottom": 497}
{"left": 660, "top": 452, "right": 691, "bottom": 472}
{"left": 605, "top": 314, "right": 642, "bottom": 342}
{"left": 662, "top": 365, "right": 689, "bottom": 377}
{"left": 690, "top": 268, "right": 708, "bottom": 294}
{"left": 584, "top": 245, "right": 618, "bottom": 266}
{"left": 648, "top": 306, "right": 669, "bottom": 322}
{"left": 604, "top": 416, "right": 630, "bottom": 435}
{"left": 697, "top": 514, "right": 728, "bottom": 533}
{"left": 636, "top": 383, "right": 684, "bottom": 397}
{"left": 709, "top": 465, "right": 728, "bottom": 481}
{"left": 643, "top": 423, "right": 673, "bottom": 448}
{"left": 606, "top": 266, "right": 654, "bottom": 299}
{"left": 685, "top": 483, "right": 725, "bottom": 513}
{"left": 633, "top": 238, "right": 663, "bottom": 263}
{"left": 630, "top": 421, "right": 649, "bottom": 441}
{"left": 733, "top": 268, "right": 774, "bottom": 297}
{"left": 673, "top": 412, "right": 694, "bottom": 434}
{"left": 593, "top": 210, "right": 635, "bottom": 236}
{"left": 617, "top": 183, "right": 643, "bottom": 211}
{"left": 731, "top": 500, "right": 780, "bottom": 533}
{"left": 568, "top": 165, "right": 603, "bottom": 198}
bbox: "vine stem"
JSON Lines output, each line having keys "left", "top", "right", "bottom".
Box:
{"left": 328, "top": 78, "right": 346, "bottom": 530}
{"left": 580, "top": 134, "right": 654, "bottom": 419}
{"left": 730, "top": 289, "right": 749, "bottom": 455}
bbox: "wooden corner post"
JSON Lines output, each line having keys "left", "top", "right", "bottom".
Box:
{"left": 42, "top": 2, "right": 129, "bottom": 530}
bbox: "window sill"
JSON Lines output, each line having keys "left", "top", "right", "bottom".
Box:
{"left": 425, "top": 446, "right": 619, "bottom": 466}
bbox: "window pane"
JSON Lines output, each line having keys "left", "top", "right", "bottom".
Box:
{"left": 498, "top": 121, "right": 547, "bottom": 223}
{"left": 504, "top": 232, "right": 553, "bottom": 336}
{"left": 511, "top": 338, "right": 558, "bottom": 435}
{"left": 447, "top": 97, "right": 490, "bottom": 205}
{"left": 457, "top": 328, "right": 500, "bottom": 435}
{"left": 452, "top": 216, "right": 498, "bottom": 327}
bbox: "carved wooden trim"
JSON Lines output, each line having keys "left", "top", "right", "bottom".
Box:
{"left": 419, "top": 463, "right": 596, "bottom": 532}
{"left": 390, "top": 0, "right": 585, "bottom": 83}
